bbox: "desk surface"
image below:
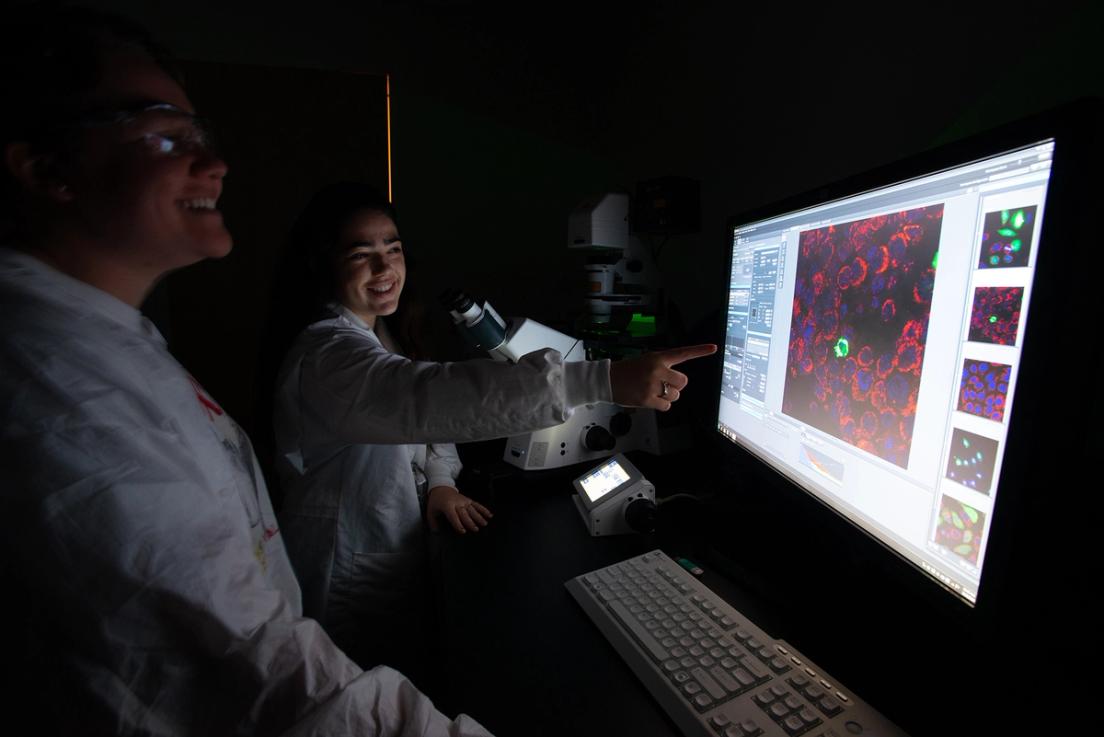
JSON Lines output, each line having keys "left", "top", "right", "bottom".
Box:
{"left": 430, "top": 455, "right": 765, "bottom": 737}
{"left": 428, "top": 446, "right": 1102, "bottom": 737}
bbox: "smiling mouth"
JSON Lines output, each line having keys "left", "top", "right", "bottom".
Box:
{"left": 368, "top": 281, "right": 396, "bottom": 296}
{"left": 180, "top": 197, "right": 219, "bottom": 213}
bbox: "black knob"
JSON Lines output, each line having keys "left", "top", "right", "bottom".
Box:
{"left": 609, "top": 411, "right": 632, "bottom": 437}
{"left": 583, "top": 425, "right": 616, "bottom": 451}
{"left": 624, "top": 497, "right": 658, "bottom": 533}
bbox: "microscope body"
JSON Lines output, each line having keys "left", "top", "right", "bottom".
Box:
{"left": 442, "top": 290, "right": 661, "bottom": 470}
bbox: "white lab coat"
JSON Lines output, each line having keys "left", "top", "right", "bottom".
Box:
{"left": 272, "top": 305, "right": 612, "bottom": 658}
{"left": 0, "top": 248, "right": 491, "bottom": 737}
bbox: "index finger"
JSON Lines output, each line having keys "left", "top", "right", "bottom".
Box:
{"left": 656, "top": 343, "right": 717, "bottom": 367}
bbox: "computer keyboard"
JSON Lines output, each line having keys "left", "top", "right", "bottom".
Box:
{"left": 565, "top": 550, "right": 908, "bottom": 737}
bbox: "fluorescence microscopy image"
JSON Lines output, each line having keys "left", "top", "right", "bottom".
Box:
{"left": 957, "top": 359, "right": 1011, "bottom": 423}
{"left": 968, "top": 286, "right": 1024, "bottom": 345}
{"left": 979, "top": 205, "right": 1037, "bottom": 269}
{"left": 934, "top": 496, "right": 985, "bottom": 565}
{"left": 945, "top": 428, "right": 1000, "bottom": 494}
{"left": 783, "top": 204, "right": 944, "bottom": 468}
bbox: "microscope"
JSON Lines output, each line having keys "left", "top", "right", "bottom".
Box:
{"left": 441, "top": 189, "right": 693, "bottom": 472}
{"left": 441, "top": 288, "right": 661, "bottom": 470}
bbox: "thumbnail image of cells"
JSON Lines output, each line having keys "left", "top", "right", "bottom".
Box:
{"left": 934, "top": 496, "right": 986, "bottom": 565}
{"left": 782, "top": 204, "right": 944, "bottom": 469}
{"left": 968, "top": 286, "right": 1024, "bottom": 345}
{"left": 957, "top": 359, "right": 1011, "bottom": 423}
{"left": 945, "top": 428, "right": 1000, "bottom": 494}
{"left": 979, "top": 205, "right": 1037, "bottom": 269}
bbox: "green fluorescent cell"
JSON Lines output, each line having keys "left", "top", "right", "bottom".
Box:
{"left": 1011, "top": 239, "right": 1022, "bottom": 251}
{"left": 964, "top": 506, "right": 979, "bottom": 524}
{"left": 1001, "top": 210, "right": 1010, "bottom": 225}
{"left": 1013, "top": 210, "right": 1026, "bottom": 229}
{"left": 833, "top": 337, "right": 849, "bottom": 358}
{"left": 989, "top": 315, "right": 998, "bottom": 323}
{"left": 998, "top": 228, "right": 1016, "bottom": 237}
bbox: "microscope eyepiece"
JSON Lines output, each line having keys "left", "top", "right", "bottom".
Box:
{"left": 439, "top": 288, "right": 474, "bottom": 313}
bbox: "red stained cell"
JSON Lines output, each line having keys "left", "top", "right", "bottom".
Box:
{"left": 812, "top": 271, "right": 824, "bottom": 295}
{"left": 876, "top": 352, "right": 898, "bottom": 379}
{"left": 900, "top": 319, "right": 924, "bottom": 343}
{"left": 896, "top": 341, "right": 922, "bottom": 373}
{"left": 870, "top": 380, "right": 887, "bottom": 409}
{"left": 849, "top": 257, "right": 868, "bottom": 287}
{"left": 876, "top": 245, "right": 890, "bottom": 274}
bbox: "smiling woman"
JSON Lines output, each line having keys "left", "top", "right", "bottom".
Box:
{"left": 335, "top": 208, "right": 407, "bottom": 328}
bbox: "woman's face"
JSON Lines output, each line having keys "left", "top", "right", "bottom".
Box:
{"left": 334, "top": 208, "right": 405, "bottom": 329}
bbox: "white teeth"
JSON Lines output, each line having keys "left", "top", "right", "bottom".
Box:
{"left": 370, "top": 283, "right": 394, "bottom": 293}
{"left": 182, "top": 198, "right": 216, "bottom": 210}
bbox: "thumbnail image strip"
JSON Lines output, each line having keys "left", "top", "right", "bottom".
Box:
{"left": 957, "top": 358, "right": 1011, "bottom": 423}
{"left": 979, "top": 205, "right": 1037, "bottom": 269}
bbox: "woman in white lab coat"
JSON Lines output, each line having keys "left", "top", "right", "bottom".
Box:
{"left": 270, "top": 182, "right": 715, "bottom": 684}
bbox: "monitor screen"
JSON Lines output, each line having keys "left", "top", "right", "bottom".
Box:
{"left": 716, "top": 137, "right": 1055, "bottom": 606}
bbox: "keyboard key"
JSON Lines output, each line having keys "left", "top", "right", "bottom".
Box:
{"left": 608, "top": 600, "right": 668, "bottom": 662}
{"left": 691, "top": 667, "right": 726, "bottom": 700}
{"left": 709, "top": 665, "right": 740, "bottom": 693}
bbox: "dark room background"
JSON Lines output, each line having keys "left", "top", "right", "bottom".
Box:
{"left": 66, "top": 0, "right": 1104, "bottom": 446}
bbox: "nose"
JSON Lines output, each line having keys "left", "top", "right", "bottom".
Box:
{"left": 192, "top": 149, "right": 228, "bottom": 180}
{"left": 366, "top": 253, "right": 387, "bottom": 273}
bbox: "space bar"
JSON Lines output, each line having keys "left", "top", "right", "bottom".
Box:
{"left": 608, "top": 600, "right": 668, "bottom": 662}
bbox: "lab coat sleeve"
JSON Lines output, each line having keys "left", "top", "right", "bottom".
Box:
{"left": 425, "top": 443, "right": 463, "bottom": 492}
{"left": 300, "top": 330, "right": 612, "bottom": 445}
{"left": 1, "top": 374, "right": 490, "bottom": 736}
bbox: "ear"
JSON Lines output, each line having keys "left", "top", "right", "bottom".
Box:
{"left": 4, "top": 142, "right": 75, "bottom": 203}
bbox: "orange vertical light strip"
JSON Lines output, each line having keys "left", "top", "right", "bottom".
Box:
{"left": 386, "top": 74, "right": 393, "bottom": 203}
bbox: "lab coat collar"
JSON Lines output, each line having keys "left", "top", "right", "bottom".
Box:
{"left": 324, "top": 301, "right": 400, "bottom": 353}
{"left": 0, "top": 246, "right": 165, "bottom": 345}
{"left": 326, "top": 301, "right": 375, "bottom": 332}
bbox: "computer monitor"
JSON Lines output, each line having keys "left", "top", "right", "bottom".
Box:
{"left": 713, "top": 99, "right": 1102, "bottom": 617}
